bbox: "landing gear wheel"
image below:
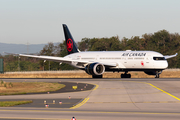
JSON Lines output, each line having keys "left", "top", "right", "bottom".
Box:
{"left": 155, "top": 71, "right": 160, "bottom": 78}
{"left": 121, "top": 74, "right": 131, "bottom": 78}
{"left": 92, "top": 75, "right": 103, "bottom": 78}
{"left": 155, "top": 74, "right": 159, "bottom": 78}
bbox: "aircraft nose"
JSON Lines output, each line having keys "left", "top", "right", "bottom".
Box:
{"left": 164, "top": 60, "right": 168, "bottom": 68}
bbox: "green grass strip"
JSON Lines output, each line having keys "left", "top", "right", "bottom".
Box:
{"left": 0, "top": 100, "right": 33, "bottom": 107}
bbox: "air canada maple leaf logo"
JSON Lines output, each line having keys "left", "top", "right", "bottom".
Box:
{"left": 141, "top": 61, "right": 144, "bottom": 66}
{"left": 67, "top": 38, "right": 73, "bottom": 52}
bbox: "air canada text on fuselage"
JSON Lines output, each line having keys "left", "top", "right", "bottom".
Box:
{"left": 122, "top": 53, "right": 146, "bottom": 57}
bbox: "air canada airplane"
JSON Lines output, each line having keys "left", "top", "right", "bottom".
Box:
{"left": 19, "top": 24, "right": 178, "bottom": 78}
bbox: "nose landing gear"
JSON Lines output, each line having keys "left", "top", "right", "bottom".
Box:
{"left": 155, "top": 74, "right": 159, "bottom": 78}
{"left": 155, "top": 71, "right": 162, "bottom": 78}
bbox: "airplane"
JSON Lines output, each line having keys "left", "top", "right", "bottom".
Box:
{"left": 19, "top": 24, "right": 178, "bottom": 78}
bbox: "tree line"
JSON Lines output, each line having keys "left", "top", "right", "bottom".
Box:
{"left": 1, "top": 29, "right": 180, "bottom": 72}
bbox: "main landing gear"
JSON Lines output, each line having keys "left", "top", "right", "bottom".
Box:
{"left": 92, "top": 75, "right": 103, "bottom": 78}
{"left": 121, "top": 71, "right": 131, "bottom": 78}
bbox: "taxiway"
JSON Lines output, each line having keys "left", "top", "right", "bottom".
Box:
{"left": 1, "top": 78, "right": 180, "bottom": 120}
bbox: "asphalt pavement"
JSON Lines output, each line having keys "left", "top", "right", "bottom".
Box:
{"left": 1, "top": 78, "right": 180, "bottom": 120}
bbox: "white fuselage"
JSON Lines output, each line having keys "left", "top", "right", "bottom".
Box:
{"left": 64, "top": 50, "right": 168, "bottom": 71}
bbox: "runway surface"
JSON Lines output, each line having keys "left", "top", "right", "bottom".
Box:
{"left": 1, "top": 78, "right": 180, "bottom": 120}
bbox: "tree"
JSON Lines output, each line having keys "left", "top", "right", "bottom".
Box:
{"left": 39, "top": 42, "right": 60, "bottom": 70}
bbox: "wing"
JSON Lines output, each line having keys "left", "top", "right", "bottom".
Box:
{"left": 19, "top": 54, "right": 118, "bottom": 67}
{"left": 19, "top": 54, "right": 86, "bottom": 64}
{"left": 164, "top": 53, "right": 178, "bottom": 59}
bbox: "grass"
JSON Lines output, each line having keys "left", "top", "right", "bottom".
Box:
{"left": 0, "top": 82, "right": 65, "bottom": 107}
{"left": 0, "top": 100, "right": 32, "bottom": 107}
{"left": 0, "top": 82, "right": 65, "bottom": 95}
{"left": 0, "top": 70, "right": 180, "bottom": 78}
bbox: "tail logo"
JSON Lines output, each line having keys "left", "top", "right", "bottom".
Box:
{"left": 67, "top": 38, "right": 73, "bottom": 52}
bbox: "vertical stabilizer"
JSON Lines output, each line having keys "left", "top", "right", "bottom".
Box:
{"left": 63, "top": 24, "right": 79, "bottom": 54}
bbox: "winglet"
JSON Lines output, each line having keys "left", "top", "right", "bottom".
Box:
{"left": 3, "top": 52, "right": 19, "bottom": 56}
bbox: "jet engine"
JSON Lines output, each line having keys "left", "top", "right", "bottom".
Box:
{"left": 85, "top": 63, "right": 105, "bottom": 75}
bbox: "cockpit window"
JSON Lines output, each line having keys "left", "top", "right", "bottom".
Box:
{"left": 153, "top": 57, "right": 165, "bottom": 60}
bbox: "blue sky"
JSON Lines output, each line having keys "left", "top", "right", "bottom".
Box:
{"left": 0, "top": 0, "right": 180, "bottom": 44}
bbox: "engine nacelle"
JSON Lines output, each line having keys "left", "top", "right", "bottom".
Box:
{"left": 85, "top": 63, "right": 105, "bottom": 75}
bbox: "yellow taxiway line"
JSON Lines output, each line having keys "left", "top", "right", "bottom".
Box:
{"left": 146, "top": 83, "right": 180, "bottom": 101}
{"left": 70, "top": 98, "right": 89, "bottom": 109}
